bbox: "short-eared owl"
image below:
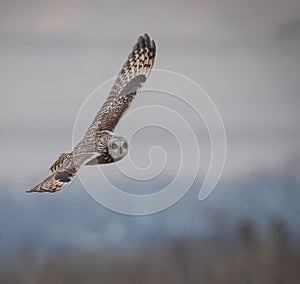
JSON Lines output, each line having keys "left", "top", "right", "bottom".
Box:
{"left": 27, "top": 33, "right": 156, "bottom": 193}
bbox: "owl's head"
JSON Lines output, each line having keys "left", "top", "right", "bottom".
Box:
{"left": 108, "top": 136, "right": 128, "bottom": 161}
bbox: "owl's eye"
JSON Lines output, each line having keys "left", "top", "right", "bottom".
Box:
{"left": 123, "top": 142, "right": 128, "bottom": 149}
{"left": 112, "top": 143, "right": 118, "bottom": 149}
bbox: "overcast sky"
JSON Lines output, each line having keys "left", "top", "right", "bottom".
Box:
{"left": 0, "top": 0, "right": 299, "bottom": 189}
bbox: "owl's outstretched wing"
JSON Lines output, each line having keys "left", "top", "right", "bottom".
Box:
{"left": 26, "top": 168, "right": 77, "bottom": 193}
{"left": 27, "top": 152, "right": 99, "bottom": 193}
{"left": 84, "top": 33, "right": 156, "bottom": 138}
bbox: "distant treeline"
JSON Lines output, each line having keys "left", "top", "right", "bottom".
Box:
{"left": 1, "top": 219, "right": 299, "bottom": 284}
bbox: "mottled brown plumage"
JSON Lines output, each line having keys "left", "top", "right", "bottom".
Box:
{"left": 84, "top": 34, "right": 155, "bottom": 134}
{"left": 27, "top": 33, "right": 156, "bottom": 193}
{"left": 49, "top": 153, "right": 70, "bottom": 173}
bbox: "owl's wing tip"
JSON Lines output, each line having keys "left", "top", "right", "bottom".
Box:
{"left": 26, "top": 186, "right": 50, "bottom": 193}
{"left": 27, "top": 169, "right": 76, "bottom": 194}
{"left": 26, "top": 185, "right": 39, "bottom": 193}
{"left": 134, "top": 33, "right": 156, "bottom": 52}
{"left": 143, "top": 33, "right": 150, "bottom": 44}
{"left": 151, "top": 39, "right": 156, "bottom": 54}
{"left": 26, "top": 188, "right": 42, "bottom": 193}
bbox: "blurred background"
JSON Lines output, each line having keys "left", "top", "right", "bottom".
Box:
{"left": 0, "top": 0, "right": 299, "bottom": 283}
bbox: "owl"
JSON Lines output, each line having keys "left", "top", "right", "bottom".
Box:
{"left": 27, "top": 33, "right": 156, "bottom": 193}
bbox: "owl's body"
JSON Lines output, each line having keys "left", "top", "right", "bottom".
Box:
{"left": 27, "top": 33, "right": 156, "bottom": 193}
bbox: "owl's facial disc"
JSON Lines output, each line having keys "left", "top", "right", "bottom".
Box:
{"left": 108, "top": 137, "right": 128, "bottom": 161}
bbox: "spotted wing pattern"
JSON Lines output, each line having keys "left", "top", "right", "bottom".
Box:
{"left": 49, "top": 152, "right": 70, "bottom": 173}
{"left": 27, "top": 153, "right": 77, "bottom": 193}
{"left": 27, "top": 151, "right": 101, "bottom": 193}
{"left": 84, "top": 33, "right": 156, "bottom": 139}
{"left": 26, "top": 168, "right": 77, "bottom": 193}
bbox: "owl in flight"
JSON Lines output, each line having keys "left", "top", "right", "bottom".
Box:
{"left": 27, "top": 33, "right": 156, "bottom": 193}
